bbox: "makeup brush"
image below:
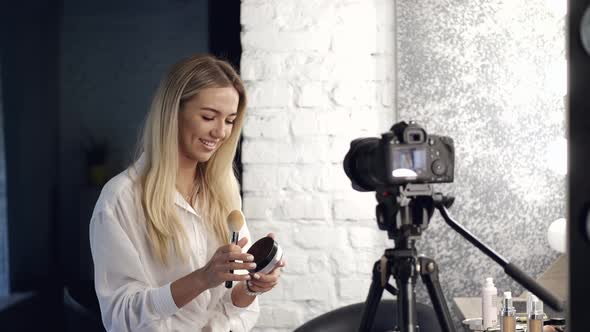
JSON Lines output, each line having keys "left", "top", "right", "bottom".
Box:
{"left": 225, "top": 210, "right": 245, "bottom": 288}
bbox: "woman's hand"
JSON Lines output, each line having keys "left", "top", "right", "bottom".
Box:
{"left": 247, "top": 233, "right": 286, "bottom": 294}
{"left": 172, "top": 237, "right": 255, "bottom": 308}
{"left": 196, "top": 237, "right": 255, "bottom": 290}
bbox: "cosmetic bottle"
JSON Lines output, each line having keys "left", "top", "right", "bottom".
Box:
{"left": 499, "top": 291, "right": 516, "bottom": 332}
{"left": 481, "top": 277, "right": 498, "bottom": 329}
{"left": 527, "top": 293, "right": 544, "bottom": 332}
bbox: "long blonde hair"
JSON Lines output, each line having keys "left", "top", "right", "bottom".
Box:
{"left": 139, "top": 54, "right": 246, "bottom": 265}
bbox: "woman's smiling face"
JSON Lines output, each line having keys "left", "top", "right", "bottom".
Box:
{"left": 177, "top": 86, "right": 239, "bottom": 163}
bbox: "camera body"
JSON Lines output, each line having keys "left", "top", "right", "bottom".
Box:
{"left": 344, "top": 121, "right": 454, "bottom": 192}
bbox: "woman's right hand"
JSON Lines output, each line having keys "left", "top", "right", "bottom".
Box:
{"left": 196, "top": 237, "right": 255, "bottom": 289}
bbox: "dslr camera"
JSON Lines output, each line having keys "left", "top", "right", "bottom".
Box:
{"left": 343, "top": 121, "right": 454, "bottom": 192}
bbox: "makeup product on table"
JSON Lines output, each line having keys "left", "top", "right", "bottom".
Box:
{"left": 527, "top": 293, "right": 544, "bottom": 332}
{"left": 225, "top": 210, "right": 245, "bottom": 288}
{"left": 482, "top": 277, "right": 498, "bottom": 329}
{"left": 499, "top": 291, "right": 516, "bottom": 332}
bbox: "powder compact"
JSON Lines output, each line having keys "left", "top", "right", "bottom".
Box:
{"left": 247, "top": 236, "right": 283, "bottom": 274}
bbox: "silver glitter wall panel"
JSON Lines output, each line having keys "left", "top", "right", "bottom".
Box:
{"left": 396, "top": 0, "right": 565, "bottom": 328}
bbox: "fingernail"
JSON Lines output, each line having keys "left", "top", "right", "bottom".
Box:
{"left": 253, "top": 273, "right": 261, "bottom": 280}
{"left": 245, "top": 275, "right": 251, "bottom": 280}
{"left": 249, "top": 263, "right": 257, "bottom": 269}
{"left": 246, "top": 255, "right": 254, "bottom": 261}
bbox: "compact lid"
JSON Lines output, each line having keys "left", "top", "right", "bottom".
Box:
{"left": 247, "top": 236, "right": 279, "bottom": 273}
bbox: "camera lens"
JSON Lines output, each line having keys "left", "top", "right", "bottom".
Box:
{"left": 343, "top": 138, "right": 386, "bottom": 191}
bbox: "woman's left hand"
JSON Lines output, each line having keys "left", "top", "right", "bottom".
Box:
{"left": 247, "top": 233, "right": 286, "bottom": 294}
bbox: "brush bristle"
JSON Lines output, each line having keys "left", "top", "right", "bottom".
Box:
{"left": 227, "top": 210, "right": 245, "bottom": 232}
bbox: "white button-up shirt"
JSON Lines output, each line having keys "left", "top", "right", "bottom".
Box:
{"left": 90, "top": 159, "right": 259, "bottom": 332}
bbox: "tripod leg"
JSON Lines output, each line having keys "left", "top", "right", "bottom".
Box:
{"left": 418, "top": 256, "right": 456, "bottom": 332}
{"left": 394, "top": 255, "right": 418, "bottom": 332}
{"left": 359, "top": 260, "right": 387, "bottom": 332}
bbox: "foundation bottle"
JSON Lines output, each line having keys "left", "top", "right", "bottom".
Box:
{"left": 499, "top": 291, "right": 516, "bottom": 332}
{"left": 527, "top": 293, "right": 544, "bottom": 332}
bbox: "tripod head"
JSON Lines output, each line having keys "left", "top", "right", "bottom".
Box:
{"left": 375, "top": 183, "right": 454, "bottom": 243}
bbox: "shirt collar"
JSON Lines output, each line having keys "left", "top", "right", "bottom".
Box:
{"left": 174, "top": 190, "right": 201, "bottom": 218}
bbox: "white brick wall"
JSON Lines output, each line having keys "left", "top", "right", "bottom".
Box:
{"left": 240, "top": 1, "right": 395, "bottom": 330}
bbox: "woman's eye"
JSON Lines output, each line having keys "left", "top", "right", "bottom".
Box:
{"left": 202, "top": 116, "right": 214, "bottom": 121}
{"left": 225, "top": 120, "right": 235, "bottom": 125}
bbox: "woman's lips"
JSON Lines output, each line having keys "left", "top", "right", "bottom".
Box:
{"left": 199, "top": 138, "right": 217, "bottom": 151}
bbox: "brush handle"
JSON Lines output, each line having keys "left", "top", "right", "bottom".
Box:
{"left": 225, "top": 231, "right": 239, "bottom": 288}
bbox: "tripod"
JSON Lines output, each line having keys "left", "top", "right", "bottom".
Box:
{"left": 358, "top": 184, "right": 564, "bottom": 332}
{"left": 359, "top": 184, "right": 455, "bottom": 332}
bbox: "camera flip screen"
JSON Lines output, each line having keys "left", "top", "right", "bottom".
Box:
{"left": 391, "top": 147, "right": 427, "bottom": 178}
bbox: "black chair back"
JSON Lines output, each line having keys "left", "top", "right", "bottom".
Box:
{"left": 294, "top": 300, "right": 443, "bottom": 332}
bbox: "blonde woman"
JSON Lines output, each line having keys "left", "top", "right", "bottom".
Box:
{"left": 90, "top": 55, "right": 284, "bottom": 331}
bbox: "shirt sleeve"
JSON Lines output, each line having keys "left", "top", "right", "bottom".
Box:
{"left": 219, "top": 219, "right": 260, "bottom": 332}
{"left": 90, "top": 207, "right": 180, "bottom": 331}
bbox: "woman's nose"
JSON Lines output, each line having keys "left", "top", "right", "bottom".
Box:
{"left": 211, "top": 122, "right": 227, "bottom": 139}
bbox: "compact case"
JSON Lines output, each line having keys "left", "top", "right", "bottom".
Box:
{"left": 247, "top": 236, "right": 283, "bottom": 274}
